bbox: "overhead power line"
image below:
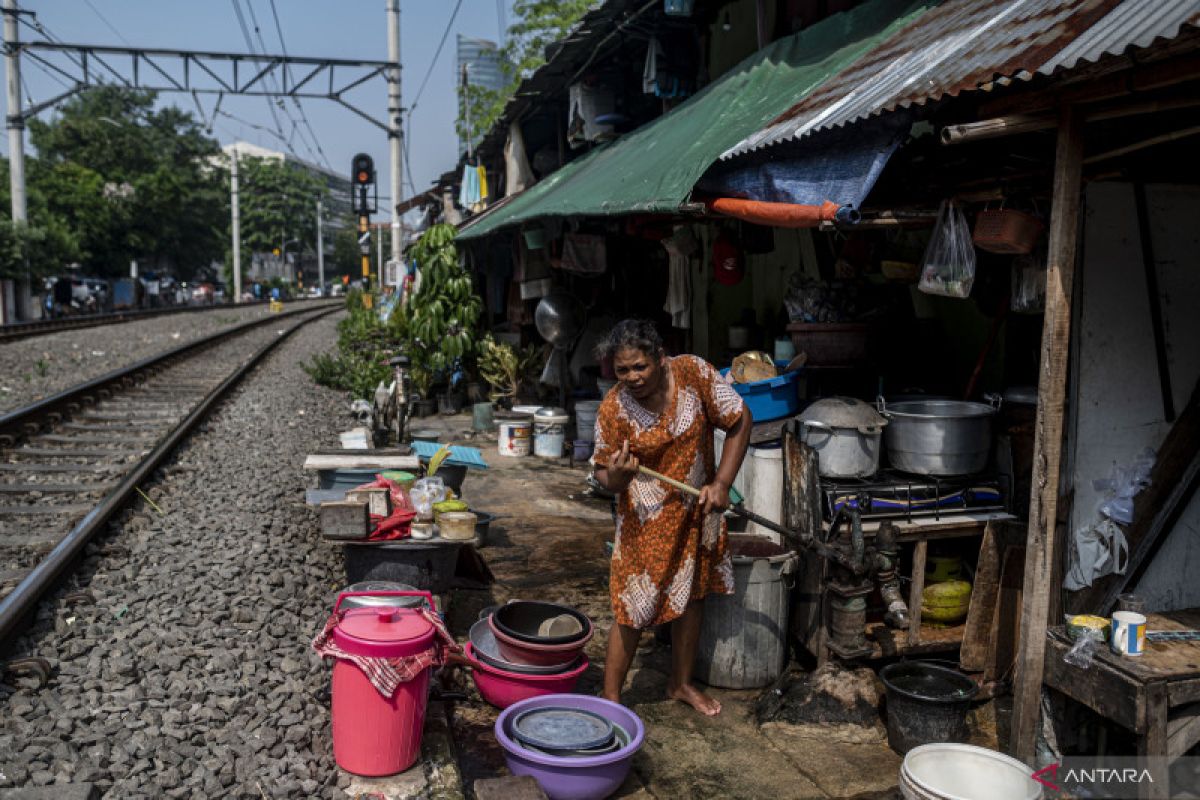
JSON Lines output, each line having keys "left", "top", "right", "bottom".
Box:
{"left": 82, "top": 0, "right": 132, "bottom": 46}
{"left": 267, "top": 0, "right": 334, "bottom": 172}
{"left": 408, "top": 0, "right": 463, "bottom": 117}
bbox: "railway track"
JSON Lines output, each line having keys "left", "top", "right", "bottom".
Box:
{"left": 0, "top": 298, "right": 318, "bottom": 344}
{"left": 0, "top": 301, "right": 340, "bottom": 648}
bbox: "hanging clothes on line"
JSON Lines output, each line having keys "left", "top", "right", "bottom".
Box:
{"left": 504, "top": 121, "right": 535, "bottom": 196}
{"left": 662, "top": 226, "right": 697, "bottom": 329}
{"left": 458, "top": 163, "right": 481, "bottom": 208}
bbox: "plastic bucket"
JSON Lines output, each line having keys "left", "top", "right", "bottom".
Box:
{"left": 719, "top": 361, "right": 802, "bottom": 422}
{"left": 900, "top": 744, "right": 1042, "bottom": 800}
{"left": 497, "top": 415, "right": 533, "bottom": 457}
{"left": 574, "top": 400, "right": 602, "bottom": 442}
{"left": 880, "top": 661, "right": 979, "bottom": 754}
{"left": 473, "top": 402, "right": 495, "bottom": 432}
{"left": 573, "top": 440, "right": 595, "bottom": 462}
{"left": 534, "top": 413, "right": 569, "bottom": 459}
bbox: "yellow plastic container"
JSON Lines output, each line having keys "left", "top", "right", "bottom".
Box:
{"left": 921, "top": 580, "right": 972, "bottom": 624}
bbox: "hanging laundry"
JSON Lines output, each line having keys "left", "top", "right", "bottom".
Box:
{"left": 504, "top": 121, "right": 535, "bottom": 196}
{"left": 567, "top": 83, "right": 615, "bottom": 148}
{"left": 477, "top": 164, "right": 489, "bottom": 201}
{"left": 643, "top": 37, "right": 665, "bottom": 95}
{"left": 560, "top": 233, "right": 607, "bottom": 275}
{"left": 662, "top": 226, "right": 697, "bottom": 328}
{"left": 458, "top": 163, "right": 481, "bottom": 208}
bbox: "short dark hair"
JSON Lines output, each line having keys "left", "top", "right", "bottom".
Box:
{"left": 595, "top": 319, "right": 664, "bottom": 361}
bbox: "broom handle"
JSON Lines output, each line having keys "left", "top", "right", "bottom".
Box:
{"left": 635, "top": 465, "right": 794, "bottom": 541}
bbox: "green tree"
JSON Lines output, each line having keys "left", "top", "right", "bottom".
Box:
{"left": 28, "top": 86, "right": 227, "bottom": 278}
{"left": 0, "top": 159, "right": 81, "bottom": 281}
{"left": 458, "top": 1, "right": 593, "bottom": 145}
{"left": 226, "top": 155, "right": 328, "bottom": 290}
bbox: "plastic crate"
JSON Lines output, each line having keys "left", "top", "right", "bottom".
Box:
{"left": 719, "top": 361, "right": 802, "bottom": 422}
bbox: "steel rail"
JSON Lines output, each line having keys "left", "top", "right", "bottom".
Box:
{"left": 0, "top": 301, "right": 337, "bottom": 444}
{"left": 0, "top": 303, "right": 340, "bottom": 644}
{"left": 0, "top": 298, "right": 319, "bottom": 344}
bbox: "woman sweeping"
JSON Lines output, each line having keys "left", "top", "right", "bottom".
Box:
{"left": 592, "top": 320, "right": 751, "bottom": 716}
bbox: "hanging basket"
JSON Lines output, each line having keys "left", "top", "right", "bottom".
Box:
{"left": 972, "top": 209, "right": 1043, "bottom": 255}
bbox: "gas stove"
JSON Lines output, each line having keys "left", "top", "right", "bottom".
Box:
{"left": 820, "top": 470, "right": 1009, "bottom": 522}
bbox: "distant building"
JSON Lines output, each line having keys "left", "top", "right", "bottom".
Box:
{"left": 457, "top": 35, "right": 508, "bottom": 156}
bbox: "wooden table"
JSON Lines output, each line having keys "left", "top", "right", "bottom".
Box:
{"left": 1043, "top": 609, "right": 1200, "bottom": 798}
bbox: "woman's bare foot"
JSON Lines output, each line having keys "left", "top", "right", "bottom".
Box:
{"left": 668, "top": 683, "right": 722, "bottom": 716}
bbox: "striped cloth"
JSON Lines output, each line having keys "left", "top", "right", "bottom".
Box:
{"left": 312, "top": 608, "right": 458, "bottom": 698}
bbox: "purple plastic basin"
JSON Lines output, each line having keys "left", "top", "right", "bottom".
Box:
{"left": 495, "top": 694, "right": 644, "bottom": 800}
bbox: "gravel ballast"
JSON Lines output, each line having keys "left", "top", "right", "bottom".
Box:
{"left": 0, "top": 303, "right": 318, "bottom": 414}
{"left": 0, "top": 310, "right": 364, "bottom": 798}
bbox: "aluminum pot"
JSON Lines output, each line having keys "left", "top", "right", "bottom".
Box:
{"left": 797, "top": 397, "right": 887, "bottom": 478}
{"left": 878, "top": 397, "right": 999, "bottom": 476}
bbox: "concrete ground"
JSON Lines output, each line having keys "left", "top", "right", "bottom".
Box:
{"left": 400, "top": 412, "right": 1006, "bottom": 800}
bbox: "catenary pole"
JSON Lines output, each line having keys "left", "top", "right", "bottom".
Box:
{"left": 316, "top": 198, "right": 324, "bottom": 296}
{"left": 230, "top": 146, "right": 242, "bottom": 303}
{"left": 3, "top": 0, "right": 29, "bottom": 321}
{"left": 386, "top": 0, "right": 402, "bottom": 264}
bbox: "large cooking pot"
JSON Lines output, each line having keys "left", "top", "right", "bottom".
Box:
{"left": 798, "top": 397, "right": 887, "bottom": 478}
{"left": 877, "top": 398, "right": 1000, "bottom": 476}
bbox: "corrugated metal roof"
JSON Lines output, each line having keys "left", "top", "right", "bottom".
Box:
{"left": 723, "top": 0, "right": 1200, "bottom": 159}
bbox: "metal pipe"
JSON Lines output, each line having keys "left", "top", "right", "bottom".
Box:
{"left": 0, "top": 306, "right": 340, "bottom": 643}
{"left": 942, "top": 98, "right": 1200, "bottom": 145}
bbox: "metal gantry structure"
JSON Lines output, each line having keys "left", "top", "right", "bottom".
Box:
{"left": 1, "top": 0, "right": 405, "bottom": 315}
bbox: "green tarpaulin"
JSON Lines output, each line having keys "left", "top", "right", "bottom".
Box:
{"left": 458, "top": 0, "right": 932, "bottom": 241}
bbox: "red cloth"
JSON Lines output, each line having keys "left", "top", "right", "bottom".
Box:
{"left": 311, "top": 607, "right": 458, "bottom": 698}
{"left": 350, "top": 477, "right": 418, "bottom": 541}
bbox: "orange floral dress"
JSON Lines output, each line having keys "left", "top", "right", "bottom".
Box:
{"left": 592, "top": 355, "right": 747, "bottom": 629}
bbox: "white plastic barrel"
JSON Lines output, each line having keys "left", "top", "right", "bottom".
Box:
{"left": 714, "top": 429, "right": 784, "bottom": 544}
{"left": 574, "top": 400, "right": 602, "bottom": 443}
{"left": 533, "top": 412, "right": 569, "bottom": 458}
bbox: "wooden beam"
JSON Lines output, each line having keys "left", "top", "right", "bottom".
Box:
{"left": 1010, "top": 104, "right": 1085, "bottom": 764}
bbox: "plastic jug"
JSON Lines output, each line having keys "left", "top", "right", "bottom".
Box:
{"left": 329, "top": 591, "right": 437, "bottom": 776}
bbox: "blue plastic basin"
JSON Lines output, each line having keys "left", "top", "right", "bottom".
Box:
{"left": 719, "top": 360, "right": 802, "bottom": 422}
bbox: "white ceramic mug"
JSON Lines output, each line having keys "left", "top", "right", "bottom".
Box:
{"left": 1111, "top": 611, "right": 1147, "bottom": 657}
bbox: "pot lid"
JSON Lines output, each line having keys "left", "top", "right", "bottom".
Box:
{"left": 341, "top": 582, "right": 424, "bottom": 609}
{"left": 535, "top": 406, "right": 569, "bottom": 419}
{"left": 511, "top": 707, "right": 615, "bottom": 751}
{"left": 337, "top": 605, "right": 433, "bottom": 645}
{"left": 799, "top": 397, "right": 886, "bottom": 429}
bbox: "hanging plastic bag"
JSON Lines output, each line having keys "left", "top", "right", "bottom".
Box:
{"left": 1064, "top": 518, "right": 1129, "bottom": 591}
{"left": 1011, "top": 253, "right": 1046, "bottom": 313}
{"left": 918, "top": 200, "right": 976, "bottom": 298}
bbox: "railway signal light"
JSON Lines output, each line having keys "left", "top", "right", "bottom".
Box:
{"left": 352, "top": 153, "right": 375, "bottom": 187}
{"left": 351, "top": 153, "right": 377, "bottom": 216}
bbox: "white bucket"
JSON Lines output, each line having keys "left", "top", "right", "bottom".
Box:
{"left": 900, "top": 744, "right": 1042, "bottom": 800}
{"left": 497, "top": 417, "right": 532, "bottom": 457}
{"left": 574, "top": 400, "right": 602, "bottom": 443}
{"left": 534, "top": 413, "right": 569, "bottom": 458}
{"left": 714, "top": 429, "right": 783, "bottom": 544}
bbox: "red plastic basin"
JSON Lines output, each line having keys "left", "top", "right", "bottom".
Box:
{"left": 465, "top": 643, "right": 589, "bottom": 709}
{"left": 488, "top": 615, "right": 593, "bottom": 667}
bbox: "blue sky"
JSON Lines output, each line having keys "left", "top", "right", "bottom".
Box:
{"left": 2, "top": 1, "right": 515, "bottom": 222}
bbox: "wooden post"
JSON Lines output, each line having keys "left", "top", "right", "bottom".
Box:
{"left": 1010, "top": 104, "right": 1085, "bottom": 763}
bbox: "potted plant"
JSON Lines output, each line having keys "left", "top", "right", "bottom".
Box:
{"left": 478, "top": 336, "right": 544, "bottom": 408}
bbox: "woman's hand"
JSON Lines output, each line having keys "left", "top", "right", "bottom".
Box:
{"left": 605, "top": 439, "right": 640, "bottom": 493}
{"left": 697, "top": 480, "right": 731, "bottom": 515}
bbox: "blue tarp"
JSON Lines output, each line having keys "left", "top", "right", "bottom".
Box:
{"left": 695, "top": 114, "right": 912, "bottom": 214}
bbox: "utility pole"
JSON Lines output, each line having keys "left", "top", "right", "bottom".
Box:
{"left": 376, "top": 222, "right": 383, "bottom": 281}
{"left": 230, "top": 146, "right": 242, "bottom": 303}
{"left": 386, "top": 0, "right": 402, "bottom": 264}
{"left": 316, "top": 198, "right": 324, "bottom": 297}
{"left": 3, "top": 0, "right": 29, "bottom": 321}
